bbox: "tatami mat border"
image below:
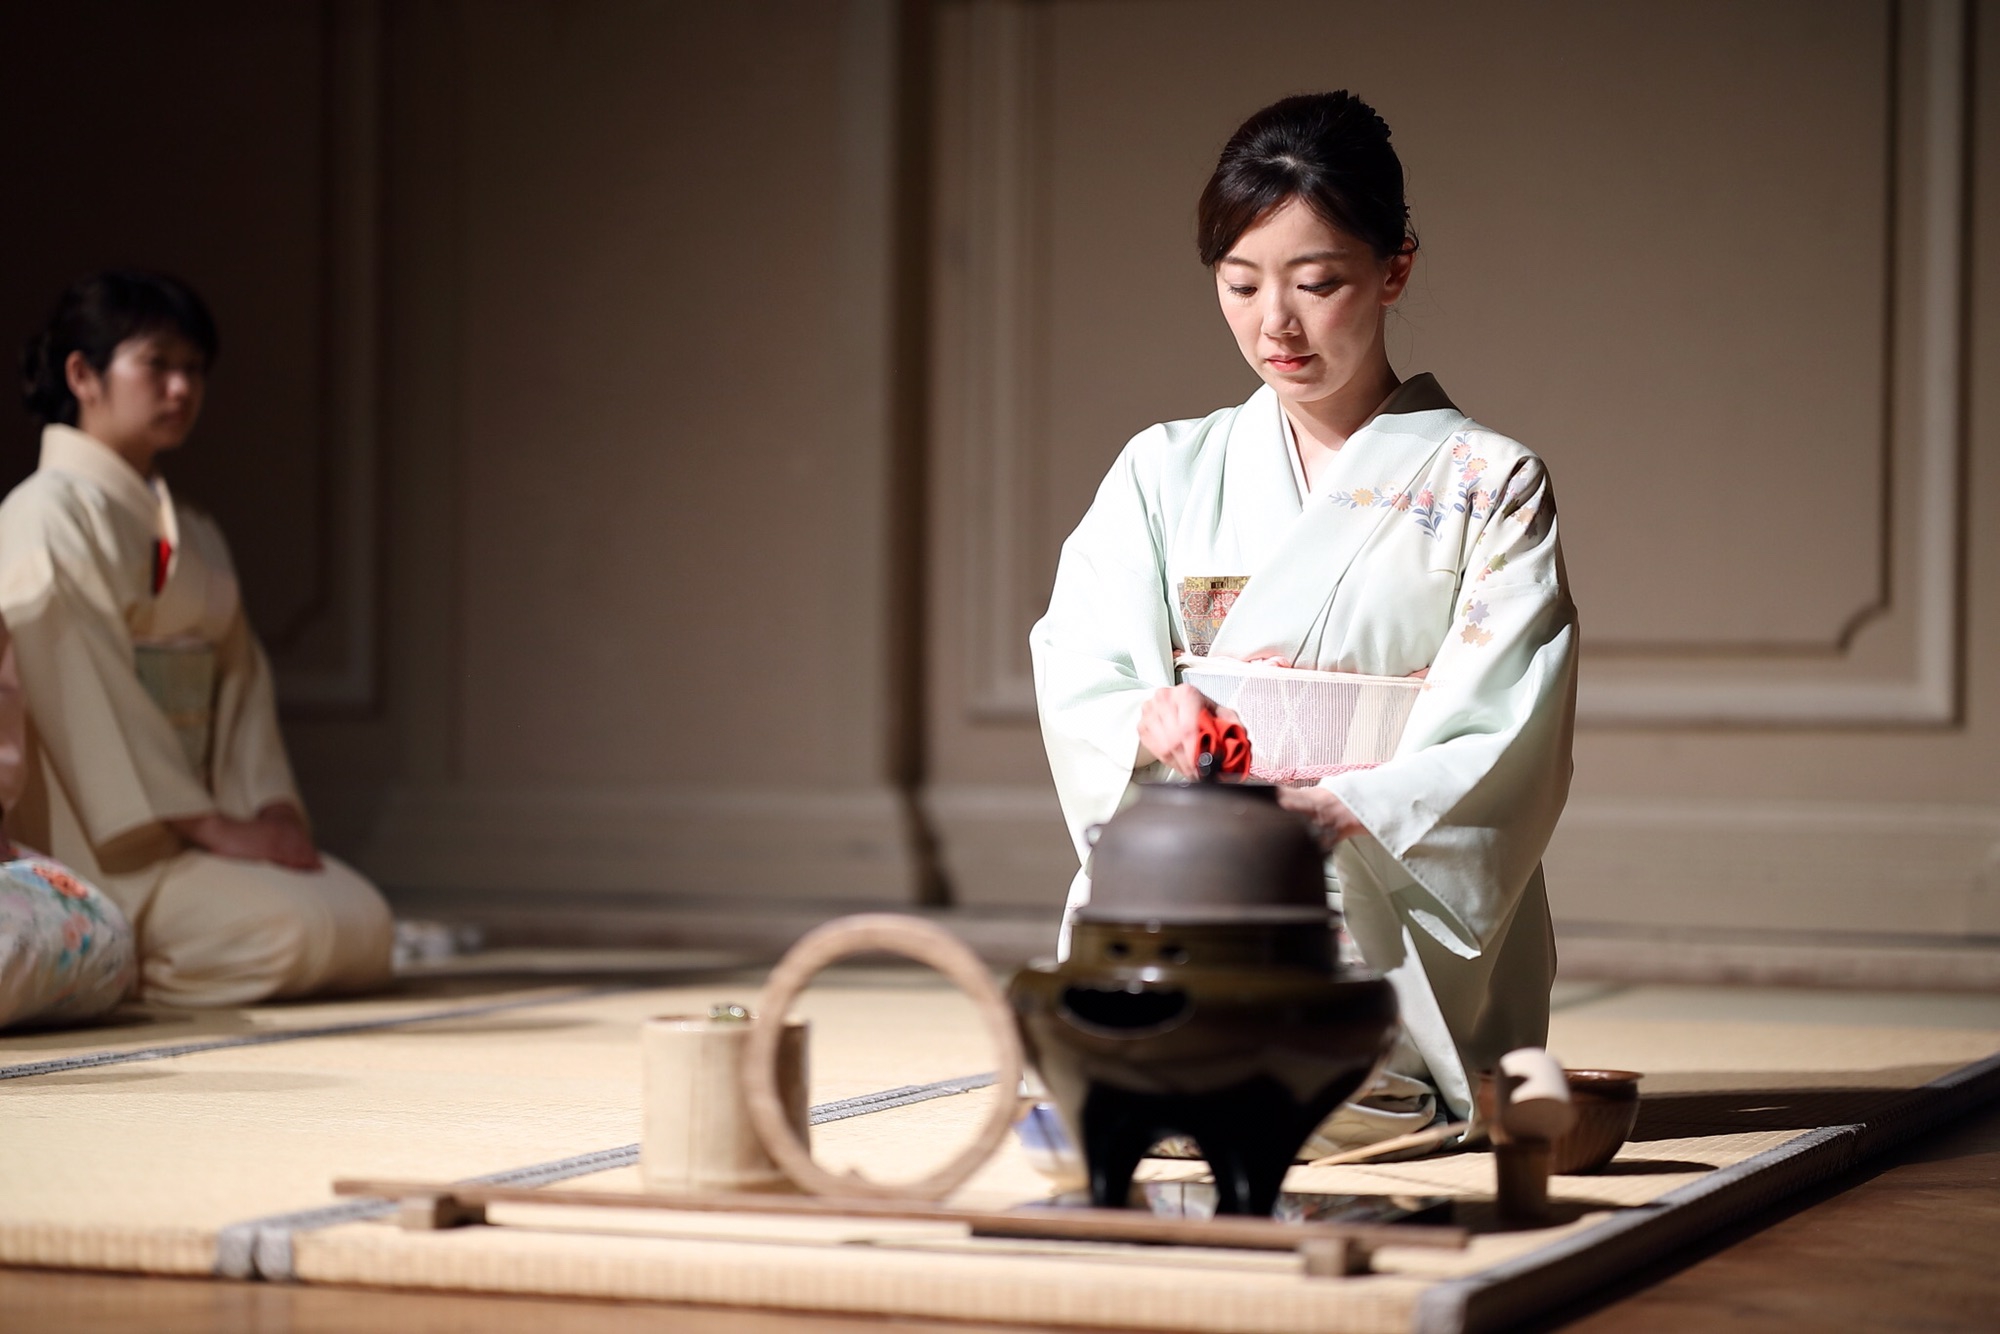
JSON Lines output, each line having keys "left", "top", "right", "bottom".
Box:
{"left": 0, "top": 987, "right": 623, "bottom": 1082}
{"left": 1415, "top": 1049, "right": 2000, "bottom": 1334}
{"left": 218, "top": 1071, "right": 997, "bottom": 1280}
{"left": 218, "top": 1143, "right": 649, "bottom": 1281}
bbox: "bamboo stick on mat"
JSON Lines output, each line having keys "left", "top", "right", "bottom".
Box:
{"left": 333, "top": 1177, "right": 1467, "bottom": 1259}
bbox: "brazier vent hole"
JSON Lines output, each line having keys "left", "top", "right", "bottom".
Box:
{"left": 1059, "top": 985, "right": 1190, "bottom": 1031}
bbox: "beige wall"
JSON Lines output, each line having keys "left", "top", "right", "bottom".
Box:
{"left": 344, "top": 0, "right": 930, "bottom": 903}
{"left": 925, "top": 0, "right": 2000, "bottom": 942}
{"left": 2, "top": 1, "right": 1994, "bottom": 954}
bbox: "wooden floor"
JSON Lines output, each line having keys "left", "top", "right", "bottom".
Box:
{"left": 4, "top": 1099, "right": 1996, "bottom": 1334}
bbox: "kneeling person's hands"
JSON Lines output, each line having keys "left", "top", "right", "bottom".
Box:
{"left": 171, "top": 805, "right": 322, "bottom": 871}
{"left": 1275, "top": 785, "right": 1367, "bottom": 853}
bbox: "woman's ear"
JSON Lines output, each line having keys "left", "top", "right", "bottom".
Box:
{"left": 63, "top": 350, "right": 101, "bottom": 405}
{"left": 1380, "top": 247, "right": 1415, "bottom": 305}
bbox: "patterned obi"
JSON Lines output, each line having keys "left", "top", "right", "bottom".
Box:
{"left": 133, "top": 639, "right": 218, "bottom": 780}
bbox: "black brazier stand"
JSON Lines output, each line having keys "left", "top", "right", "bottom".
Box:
{"left": 1012, "top": 919, "right": 1397, "bottom": 1216}
{"left": 1008, "top": 780, "right": 1399, "bottom": 1217}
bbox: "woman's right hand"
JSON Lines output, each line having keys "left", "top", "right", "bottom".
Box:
{"left": 170, "top": 810, "right": 322, "bottom": 871}
{"left": 1138, "top": 684, "right": 1239, "bottom": 777}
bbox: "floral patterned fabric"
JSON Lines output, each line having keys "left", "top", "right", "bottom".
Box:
{"left": 0, "top": 856, "right": 136, "bottom": 1029}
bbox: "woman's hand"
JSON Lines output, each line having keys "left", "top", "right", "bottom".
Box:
{"left": 254, "top": 803, "right": 322, "bottom": 871}
{"left": 1137, "top": 685, "right": 1243, "bottom": 777}
{"left": 1275, "top": 785, "right": 1368, "bottom": 853}
{"left": 171, "top": 805, "right": 322, "bottom": 871}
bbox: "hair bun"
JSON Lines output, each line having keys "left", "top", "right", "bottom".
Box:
{"left": 19, "top": 329, "right": 67, "bottom": 424}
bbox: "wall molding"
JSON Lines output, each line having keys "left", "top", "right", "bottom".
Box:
{"left": 922, "top": 781, "right": 2000, "bottom": 939}
{"left": 1548, "top": 794, "right": 2000, "bottom": 936}
{"left": 274, "top": 0, "right": 384, "bottom": 709}
{"left": 925, "top": 782, "right": 1075, "bottom": 908}
{"left": 945, "top": 0, "right": 1049, "bottom": 722}
{"left": 356, "top": 783, "right": 921, "bottom": 902}
{"left": 939, "top": 0, "right": 1969, "bottom": 728}
{"left": 1580, "top": 0, "right": 1968, "bottom": 723}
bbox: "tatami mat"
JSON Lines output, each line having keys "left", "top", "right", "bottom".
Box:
{"left": 2, "top": 971, "right": 1996, "bottom": 1332}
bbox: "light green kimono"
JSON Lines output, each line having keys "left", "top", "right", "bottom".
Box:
{"left": 1030, "top": 374, "right": 1577, "bottom": 1122}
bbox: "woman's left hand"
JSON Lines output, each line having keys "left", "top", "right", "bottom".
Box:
{"left": 1275, "top": 785, "right": 1368, "bottom": 853}
{"left": 253, "top": 803, "right": 323, "bottom": 872}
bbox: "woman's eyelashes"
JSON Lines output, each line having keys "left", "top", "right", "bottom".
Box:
{"left": 1221, "top": 280, "right": 1340, "bottom": 297}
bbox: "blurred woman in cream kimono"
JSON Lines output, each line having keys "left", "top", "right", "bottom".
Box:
{"left": 0, "top": 271, "right": 392, "bottom": 1007}
{"left": 1031, "top": 94, "right": 1577, "bottom": 1139}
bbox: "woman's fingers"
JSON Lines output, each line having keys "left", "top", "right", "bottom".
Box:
{"left": 1275, "top": 785, "right": 1362, "bottom": 853}
{"left": 1273, "top": 788, "right": 1327, "bottom": 850}
{"left": 1138, "top": 685, "right": 1215, "bottom": 776}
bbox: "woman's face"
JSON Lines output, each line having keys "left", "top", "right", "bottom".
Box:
{"left": 67, "top": 331, "right": 207, "bottom": 458}
{"left": 1214, "top": 196, "right": 1411, "bottom": 411}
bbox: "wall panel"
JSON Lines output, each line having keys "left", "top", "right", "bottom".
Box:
{"left": 355, "top": 0, "right": 922, "bottom": 900}
{"left": 925, "top": 0, "right": 1999, "bottom": 935}
{"left": 0, "top": 0, "right": 381, "bottom": 710}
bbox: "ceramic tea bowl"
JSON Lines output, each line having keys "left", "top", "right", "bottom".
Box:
{"left": 1476, "top": 1066, "right": 1643, "bottom": 1174}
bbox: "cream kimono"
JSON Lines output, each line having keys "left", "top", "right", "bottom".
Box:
{"left": 1031, "top": 375, "right": 1577, "bottom": 1123}
{"left": 0, "top": 426, "right": 391, "bottom": 1007}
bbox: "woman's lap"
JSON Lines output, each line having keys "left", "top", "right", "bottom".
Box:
{"left": 136, "top": 850, "right": 393, "bottom": 1007}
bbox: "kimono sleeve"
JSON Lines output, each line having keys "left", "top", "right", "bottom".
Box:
{"left": 0, "top": 491, "right": 215, "bottom": 844}
{"left": 189, "top": 514, "right": 303, "bottom": 822}
{"left": 1029, "top": 431, "right": 1179, "bottom": 860}
{"left": 210, "top": 609, "right": 304, "bottom": 824}
{"left": 1326, "top": 453, "right": 1577, "bottom": 957}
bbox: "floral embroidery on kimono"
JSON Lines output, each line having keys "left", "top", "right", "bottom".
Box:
{"left": 1327, "top": 432, "right": 1506, "bottom": 540}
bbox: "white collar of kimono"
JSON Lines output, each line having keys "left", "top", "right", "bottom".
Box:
{"left": 38, "top": 423, "right": 178, "bottom": 542}
{"left": 1208, "top": 373, "right": 1466, "bottom": 663}
{"left": 1275, "top": 372, "right": 1461, "bottom": 499}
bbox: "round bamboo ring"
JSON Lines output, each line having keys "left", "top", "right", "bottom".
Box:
{"left": 742, "top": 913, "right": 1024, "bottom": 1201}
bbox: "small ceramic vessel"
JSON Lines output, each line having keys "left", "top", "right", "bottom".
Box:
{"left": 1475, "top": 1066, "right": 1643, "bottom": 1174}
{"left": 1009, "top": 778, "right": 1398, "bottom": 1215}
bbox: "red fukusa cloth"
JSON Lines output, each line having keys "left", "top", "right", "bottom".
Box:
{"left": 1193, "top": 708, "right": 1253, "bottom": 778}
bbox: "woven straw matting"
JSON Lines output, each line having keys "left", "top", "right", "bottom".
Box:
{"left": 3, "top": 972, "right": 1997, "bottom": 1333}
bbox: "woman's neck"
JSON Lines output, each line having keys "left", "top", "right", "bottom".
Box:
{"left": 74, "top": 418, "right": 158, "bottom": 480}
{"left": 1282, "top": 359, "right": 1401, "bottom": 490}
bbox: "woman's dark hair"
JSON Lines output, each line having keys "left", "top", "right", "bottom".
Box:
{"left": 1197, "top": 91, "right": 1414, "bottom": 266}
{"left": 20, "top": 270, "right": 219, "bottom": 426}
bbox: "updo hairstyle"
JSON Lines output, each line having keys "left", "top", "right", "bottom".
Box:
{"left": 1196, "top": 91, "right": 1415, "bottom": 266}
{"left": 21, "top": 270, "right": 219, "bottom": 427}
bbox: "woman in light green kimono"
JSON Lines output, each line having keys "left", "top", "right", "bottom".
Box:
{"left": 1030, "top": 93, "right": 1577, "bottom": 1135}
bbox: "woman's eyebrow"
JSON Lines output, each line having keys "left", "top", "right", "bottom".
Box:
{"left": 1218, "top": 249, "right": 1349, "bottom": 269}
